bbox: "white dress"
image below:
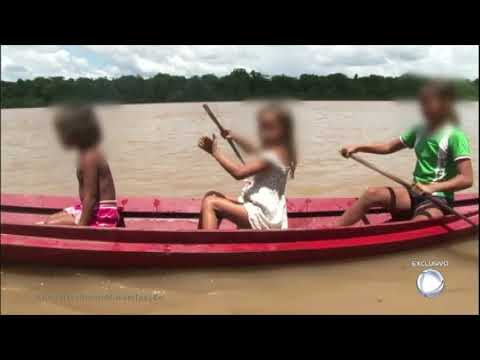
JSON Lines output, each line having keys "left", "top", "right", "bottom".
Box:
{"left": 238, "top": 151, "right": 290, "bottom": 230}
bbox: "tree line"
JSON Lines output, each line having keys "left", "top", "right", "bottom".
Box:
{"left": 1, "top": 69, "right": 478, "bottom": 108}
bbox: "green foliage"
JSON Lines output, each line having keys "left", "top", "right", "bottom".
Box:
{"left": 1, "top": 70, "right": 478, "bottom": 108}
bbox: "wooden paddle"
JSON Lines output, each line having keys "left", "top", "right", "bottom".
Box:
{"left": 348, "top": 153, "right": 477, "bottom": 227}
{"left": 202, "top": 104, "right": 245, "bottom": 164}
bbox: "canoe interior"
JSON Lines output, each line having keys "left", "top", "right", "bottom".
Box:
{"left": 1, "top": 193, "right": 479, "bottom": 231}
{"left": 1, "top": 193, "right": 478, "bottom": 267}
{"left": 0, "top": 211, "right": 394, "bottom": 230}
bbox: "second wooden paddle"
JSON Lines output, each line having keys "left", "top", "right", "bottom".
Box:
{"left": 349, "top": 153, "right": 477, "bottom": 228}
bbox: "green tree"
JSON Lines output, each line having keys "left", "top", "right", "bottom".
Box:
{"left": 1, "top": 70, "right": 477, "bottom": 108}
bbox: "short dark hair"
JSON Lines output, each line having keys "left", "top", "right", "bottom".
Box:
{"left": 421, "top": 80, "right": 459, "bottom": 124}
{"left": 54, "top": 105, "right": 103, "bottom": 149}
{"left": 423, "top": 79, "right": 456, "bottom": 100}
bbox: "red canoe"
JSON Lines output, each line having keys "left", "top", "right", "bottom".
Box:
{"left": 1, "top": 193, "right": 478, "bottom": 268}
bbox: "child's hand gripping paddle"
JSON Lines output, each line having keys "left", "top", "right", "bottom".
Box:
{"left": 202, "top": 104, "right": 245, "bottom": 164}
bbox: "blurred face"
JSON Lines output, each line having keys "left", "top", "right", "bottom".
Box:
{"left": 257, "top": 111, "right": 284, "bottom": 146}
{"left": 54, "top": 122, "right": 75, "bottom": 149}
{"left": 418, "top": 87, "right": 451, "bottom": 126}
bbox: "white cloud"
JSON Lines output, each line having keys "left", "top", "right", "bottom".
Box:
{"left": 1, "top": 45, "right": 478, "bottom": 81}
{"left": 0, "top": 45, "right": 113, "bottom": 81}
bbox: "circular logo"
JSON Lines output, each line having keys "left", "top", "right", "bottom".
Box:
{"left": 417, "top": 269, "right": 445, "bottom": 298}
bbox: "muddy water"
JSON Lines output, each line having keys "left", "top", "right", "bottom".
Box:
{"left": 1, "top": 101, "right": 478, "bottom": 314}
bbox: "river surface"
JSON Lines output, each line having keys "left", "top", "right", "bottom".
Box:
{"left": 1, "top": 101, "right": 478, "bottom": 314}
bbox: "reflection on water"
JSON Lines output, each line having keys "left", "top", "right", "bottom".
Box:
{"left": 1, "top": 101, "right": 478, "bottom": 314}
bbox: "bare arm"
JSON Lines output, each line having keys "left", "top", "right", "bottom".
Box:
{"left": 415, "top": 159, "right": 474, "bottom": 195}
{"left": 221, "top": 129, "right": 258, "bottom": 154}
{"left": 212, "top": 152, "right": 269, "bottom": 180}
{"left": 199, "top": 134, "right": 269, "bottom": 180}
{"left": 78, "top": 153, "right": 99, "bottom": 226}
{"left": 340, "top": 138, "right": 406, "bottom": 157}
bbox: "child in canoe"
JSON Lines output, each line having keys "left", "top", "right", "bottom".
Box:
{"left": 197, "top": 103, "right": 297, "bottom": 230}
{"left": 43, "top": 105, "right": 121, "bottom": 227}
{"left": 336, "top": 80, "right": 474, "bottom": 226}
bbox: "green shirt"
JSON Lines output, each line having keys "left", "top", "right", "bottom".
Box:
{"left": 400, "top": 124, "right": 471, "bottom": 201}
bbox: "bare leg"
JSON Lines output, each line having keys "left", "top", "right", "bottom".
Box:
{"left": 336, "top": 186, "right": 412, "bottom": 227}
{"left": 199, "top": 191, "right": 221, "bottom": 229}
{"left": 413, "top": 204, "right": 444, "bottom": 222}
{"left": 199, "top": 192, "right": 250, "bottom": 230}
{"left": 198, "top": 191, "right": 238, "bottom": 229}
{"left": 38, "top": 210, "right": 66, "bottom": 224}
{"left": 44, "top": 211, "right": 76, "bottom": 226}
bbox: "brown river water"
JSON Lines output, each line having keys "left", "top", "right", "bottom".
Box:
{"left": 1, "top": 101, "right": 478, "bottom": 314}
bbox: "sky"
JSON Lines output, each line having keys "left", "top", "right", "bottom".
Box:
{"left": 1, "top": 45, "right": 478, "bottom": 82}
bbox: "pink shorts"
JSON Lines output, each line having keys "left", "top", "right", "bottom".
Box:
{"left": 64, "top": 200, "right": 121, "bottom": 227}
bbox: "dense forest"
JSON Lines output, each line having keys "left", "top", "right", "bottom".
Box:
{"left": 1, "top": 69, "right": 478, "bottom": 108}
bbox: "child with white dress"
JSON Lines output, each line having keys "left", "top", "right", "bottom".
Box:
{"left": 197, "top": 104, "right": 297, "bottom": 230}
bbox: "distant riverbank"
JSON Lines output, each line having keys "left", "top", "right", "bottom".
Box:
{"left": 1, "top": 69, "right": 478, "bottom": 109}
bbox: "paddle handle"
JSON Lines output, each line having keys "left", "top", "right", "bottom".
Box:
{"left": 413, "top": 190, "right": 477, "bottom": 227}
{"left": 349, "top": 154, "right": 477, "bottom": 227}
{"left": 350, "top": 154, "right": 412, "bottom": 188}
{"left": 202, "top": 104, "right": 245, "bottom": 164}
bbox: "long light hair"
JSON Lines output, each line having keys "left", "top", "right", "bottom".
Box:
{"left": 258, "top": 103, "right": 298, "bottom": 179}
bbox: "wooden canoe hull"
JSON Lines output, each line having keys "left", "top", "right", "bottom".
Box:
{"left": 1, "top": 193, "right": 478, "bottom": 268}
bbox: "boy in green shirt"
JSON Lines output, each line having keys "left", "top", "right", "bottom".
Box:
{"left": 336, "top": 80, "right": 474, "bottom": 227}
{"left": 399, "top": 124, "right": 471, "bottom": 202}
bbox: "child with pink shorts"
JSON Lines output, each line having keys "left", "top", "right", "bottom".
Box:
{"left": 43, "top": 105, "right": 121, "bottom": 227}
